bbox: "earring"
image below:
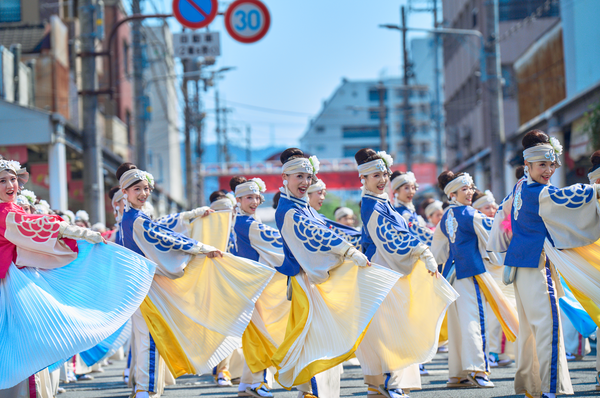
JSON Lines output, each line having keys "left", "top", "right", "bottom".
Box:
{"left": 360, "top": 179, "right": 365, "bottom": 185}
{"left": 283, "top": 180, "right": 288, "bottom": 186}
{"left": 524, "top": 165, "right": 530, "bottom": 177}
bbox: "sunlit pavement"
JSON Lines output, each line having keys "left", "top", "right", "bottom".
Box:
{"left": 60, "top": 349, "right": 599, "bottom": 398}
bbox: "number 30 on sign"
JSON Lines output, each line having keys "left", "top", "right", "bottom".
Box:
{"left": 224, "top": 0, "right": 271, "bottom": 44}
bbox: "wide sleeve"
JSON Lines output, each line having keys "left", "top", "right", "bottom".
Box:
{"left": 472, "top": 211, "right": 504, "bottom": 267}
{"left": 365, "top": 206, "right": 429, "bottom": 275}
{"left": 247, "top": 221, "right": 285, "bottom": 269}
{"left": 3, "top": 212, "right": 78, "bottom": 270}
{"left": 539, "top": 184, "right": 600, "bottom": 249}
{"left": 156, "top": 212, "right": 189, "bottom": 236}
{"left": 487, "top": 193, "right": 513, "bottom": 253}
{"left": 408, "top": 221, "right": 433, "bottom": 247}
{"left": 132, "top": 216, "right": 216, "bottom": 279}
{"left": 431, "top": 225, "right": 449, "bottom": 267}
{"left": 279, "top": 209, "right": 353, "bottom": 284}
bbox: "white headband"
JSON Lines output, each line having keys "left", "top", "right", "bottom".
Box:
{"left": 523, "top": 138, "right": 562, "bottom": 168}
{"left": 0, "top": 159, "right": 29, "bottom": 188}
{"left": 211, "top": 193, "right": 236, "bottom": 211}
{"left": 307, "top": 179, "right": 326, "bottom": 194}
{"left": 334, "top": 207, "right": 354, "bottom": 220}
{"left": 443, "top": 173, "right": 474, "bottom": 197}
{"left": 282, "top": 155, "right": 320, "bottom": 176}
{"left": 390, "top": 171, "right": 417, "bottom": 191}
{"left": 472, "top": 190, "right": 497, "bottom": 209}
{"left": 424, "top": 200, "right": 443, "bottom": 218}
{"left": 357, "top": 151, "right": 393, "bottom": 176}
{"left": 119, "top": 169, "right": 155, "bottom": 190}
{"left": 235, "top": 178, "right": 266, "bottom": 198}
{"left": 588, "top": 167, "right": 600, "bottom": 184}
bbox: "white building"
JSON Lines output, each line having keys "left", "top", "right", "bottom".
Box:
{"left": 142, "top": 25, "right": 184, "bottom": 207}
{"left": 300, "top": 77, "right": 436, "bottom": 164}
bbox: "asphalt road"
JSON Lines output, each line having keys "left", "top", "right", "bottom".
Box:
{"left": 60, "top": 349, "right": 599, "bottom": 398}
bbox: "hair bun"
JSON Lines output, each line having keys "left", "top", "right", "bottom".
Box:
{"left": 116, "top": 162, "right": 137, "bottom": 181}
{"left": 354, "top": 148, "right": 380, "bottom": 166}
{"left": 589, "top": 150, "right": 600, "bottom": 173}
{"left": 229, "top": 176, "right": 248, "bottom": 192}
{"left": 280, "top": 148, "right": 304, "bottom": 165}
{"left": 522, "top": 129, "right": 549, "bottom": 150}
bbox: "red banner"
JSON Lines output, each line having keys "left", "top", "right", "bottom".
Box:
{"left": 218, "top": 163, "right": 438, "bottom": 193}
{"left": 29, "top": 163, "right": 72, "bottom": 189}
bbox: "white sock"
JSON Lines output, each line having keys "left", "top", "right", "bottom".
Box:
{"left": 238, "top": 382, "right": 250, "bottom": 392}
{"left": 543, "top": 394, "right": 556, "bottom": 398}
{"left": 251, "top": 382, "right": 264, "bottom": 389}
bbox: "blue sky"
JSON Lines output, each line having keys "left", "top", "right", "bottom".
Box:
{"left": 151, "top": 0, "right": 435, "bottom": 149}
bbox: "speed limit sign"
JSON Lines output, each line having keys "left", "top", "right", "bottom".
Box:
{"left": 224, "top": 0, "right": 271, "bottom": 44}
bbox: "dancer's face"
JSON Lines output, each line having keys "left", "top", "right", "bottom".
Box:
{"left": 450, "top": 185, "right": 474, "bottom": 206}
{"left": 395, "top": 183, "right": 416, "bottom": 203}
{"left": 428, "top": 209, "right": 443, "bottom": 226}
{"left": 337, "top": 214, "right": 356, "bottom": 227}
{"left": 308, "top": 189, "right": 326, "bottom": 211}
{"left": 238, "top": 194, "right": 260, "bottom": 215}
{"left": 526, "top": 160, "right": 556, "bottom": 185}
{"left": 0, "top": 170, "right": 18, "bottom": 203}
{"left": 123, "top": 180, "right": 151, "bottom": 209}
{"left": 363, "top": 171, "right": 389, "bottom": 195}
{"left": 282, "top": 173, "right": 312, "bottom": 198}
{"left": 476, "top": 203, "right": 497, "bottom": 218}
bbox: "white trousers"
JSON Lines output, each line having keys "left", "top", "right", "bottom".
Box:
{"left": 447, "top": 276, "right": 489, "bottom": 378}
{"left": 0, "top": 370, "right": 53, "bottom": 398}
{"left": 296, "top": 366, "right": 342, "bottom": 398}
{"left": 131, "top": 307, "right": 166, "bottom": 395}
{"left": 560, "top": 307, "right": 590, "bottom": 357}
{"left": 363, "top": 365, "right": 421, "bottom": 391}
{"left": 513, "top": 257, "right": 573, "bottom": 396}
{"left": 487, "top": 306, "right": 516, "bottom": 360}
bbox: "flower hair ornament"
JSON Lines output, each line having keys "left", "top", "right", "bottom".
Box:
{"left": 0, "top": 159, "right": 30, "bottom": 188}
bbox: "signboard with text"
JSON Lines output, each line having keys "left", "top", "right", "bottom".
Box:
{"left": 173, "top": 31, "right": 221, "bottom": 59}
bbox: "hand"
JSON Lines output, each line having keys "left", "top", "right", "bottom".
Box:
{"left": 207, "top": 250, "right": 223, "bottom": 258}
{"left": 348, "top": 248, "right": 370, "bottom": 267}
{"left": 101, "top": 237, "right": 107, "bottom": 244}
{"left": 428, "top": 270, "right": 440, "bottom": 278}
{"left": 202, "top": 209, "right": 214, "bottom": 218}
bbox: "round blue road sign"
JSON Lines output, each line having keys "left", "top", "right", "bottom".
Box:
{"left": 172, "top": 0, "right": 218, "bottom": 30}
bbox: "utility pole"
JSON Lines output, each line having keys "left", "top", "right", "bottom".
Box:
{"left": 223, "top": 106, "right": 230, "bottom": 163}
{"left": 132, "top": 0, "right": 146, "bottom": 169}
{"left": 246, "top": 124, "right": 251, "bottom": 162}
{"left": 195, "top": 78, "right": 204, "bottom": 207}
{"left": 183, "top": 60, "right": 193, "bottom": 206}
{"left": 484, "top": 0, "right": 506, "bottom": 196}
{"left": 432, "top": 0, "right": 443, "bottom": 175}
{"left": 401, "top": 5, "right": 413, "bottom": 171}
{"left": 377, "top": 81, "right": 388, "bottom": 152}
{"left": 80, "top": 0, "right": 105, "bottom": 223}
{"left": 215, "top": 90, "right": 221, "bottom": 163}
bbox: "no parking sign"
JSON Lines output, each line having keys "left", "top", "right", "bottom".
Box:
{"left": 172, "top": 0, "right": 218, "bottom": 30}
{"left": 224, "top": 0, "right": 271, "bottom": 44}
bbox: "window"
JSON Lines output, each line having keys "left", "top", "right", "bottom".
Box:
{"left": 422, "top": 142, "right": 430, "bottom": 154}
{"left": 0, "top": 0, "right": 21, "bottom": 22}
{"left": 315, "top": 126, "right": 325, "bottom": 133}
{"left": 499, "top": 0, "right": 559, "bottom": 22}
{"left": 369, "top": 88, "right": 387, "bottom": 102}
{"left": 369, "top": 108, "right": 388, "bottom": 120}
{"left": 315, "top": 145, "right": 326, "bottom": 152}
{"left": 344, "top": 145, "right": 380, "bottom": 158}
{"left": 342, "top": 126, "right": 381, "bottom": 139}
{"left": 126, "top": 111, "right": 132, "bottom": 144}
{"left": 123, "top": 41, "right": 129, "bottom": 75}
{"left": 472, "top": 8, "right": 478, "bottom": 27}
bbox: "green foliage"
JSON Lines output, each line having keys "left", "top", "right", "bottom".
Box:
{"left": 319, "top": 193, "right": 362, "bottom": 226}
{"left": 583, "top": 101, "right": 600, "bottom": 149}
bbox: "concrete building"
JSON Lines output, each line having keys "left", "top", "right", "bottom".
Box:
{"left": 142, "top": 24, "right": 184, "bottom": 209}
{"left": 442, "top": 0, "right": 560, "bottom": 194}
{"left": 300, "top": 77, "right": 436, "bottom": 164}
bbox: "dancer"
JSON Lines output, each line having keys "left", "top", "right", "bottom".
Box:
{"left": 355, "top": 148, "right": 458, "bottom": 398}
{"left": 431, "top": 170, "right": 519, "bottom": 389}
{"left": 389, "top": 171, "right": 432, "bottom": 246}
{"left": 472, "top": 190, "right": 498, "bottom": 218}
{"left": 117, "top": 163, "right": 274, "bottom": 398}
{"left": 420, "top": 198, "right": 443, "bottom": 229}
{"left": 488, "top": 130, "right": 600, "bottom": 398}
{"left": 307, "top": 178, "right": 326, "bottom": 211}
{"left": 229, "top": 176, "right": 289, "bottom": 398}
{"left": 0, "top": 158, "right": 155, "bottom": 395}
{"left": 272, "top": 148, "right": 400, "bottom": 398}
{"left": 334, "top": 206, "right": 356, "bottom": 227}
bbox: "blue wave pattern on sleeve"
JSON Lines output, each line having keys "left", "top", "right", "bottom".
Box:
{"left": 482, "top": 217, "right": 493, "bottom": 231}
{"left": 156, "top": 213, "right": 179, "bottom": 229}
{"left": 548, "top": 184, "right": 595, "bottom": 209}
{"left": 142, "top": 219, "right": 196, "bottom": 252}
{"left": 375, "top": 213, "right": 420, "bottom": 255}
{"left": 408, "top": 222, "right": 433, "bottom": 246}
{"left": 292, "top": 212, "right": 343, "bottom": 252}
{"left": 257, "top": 223, "right": 284, "bottom": 248}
